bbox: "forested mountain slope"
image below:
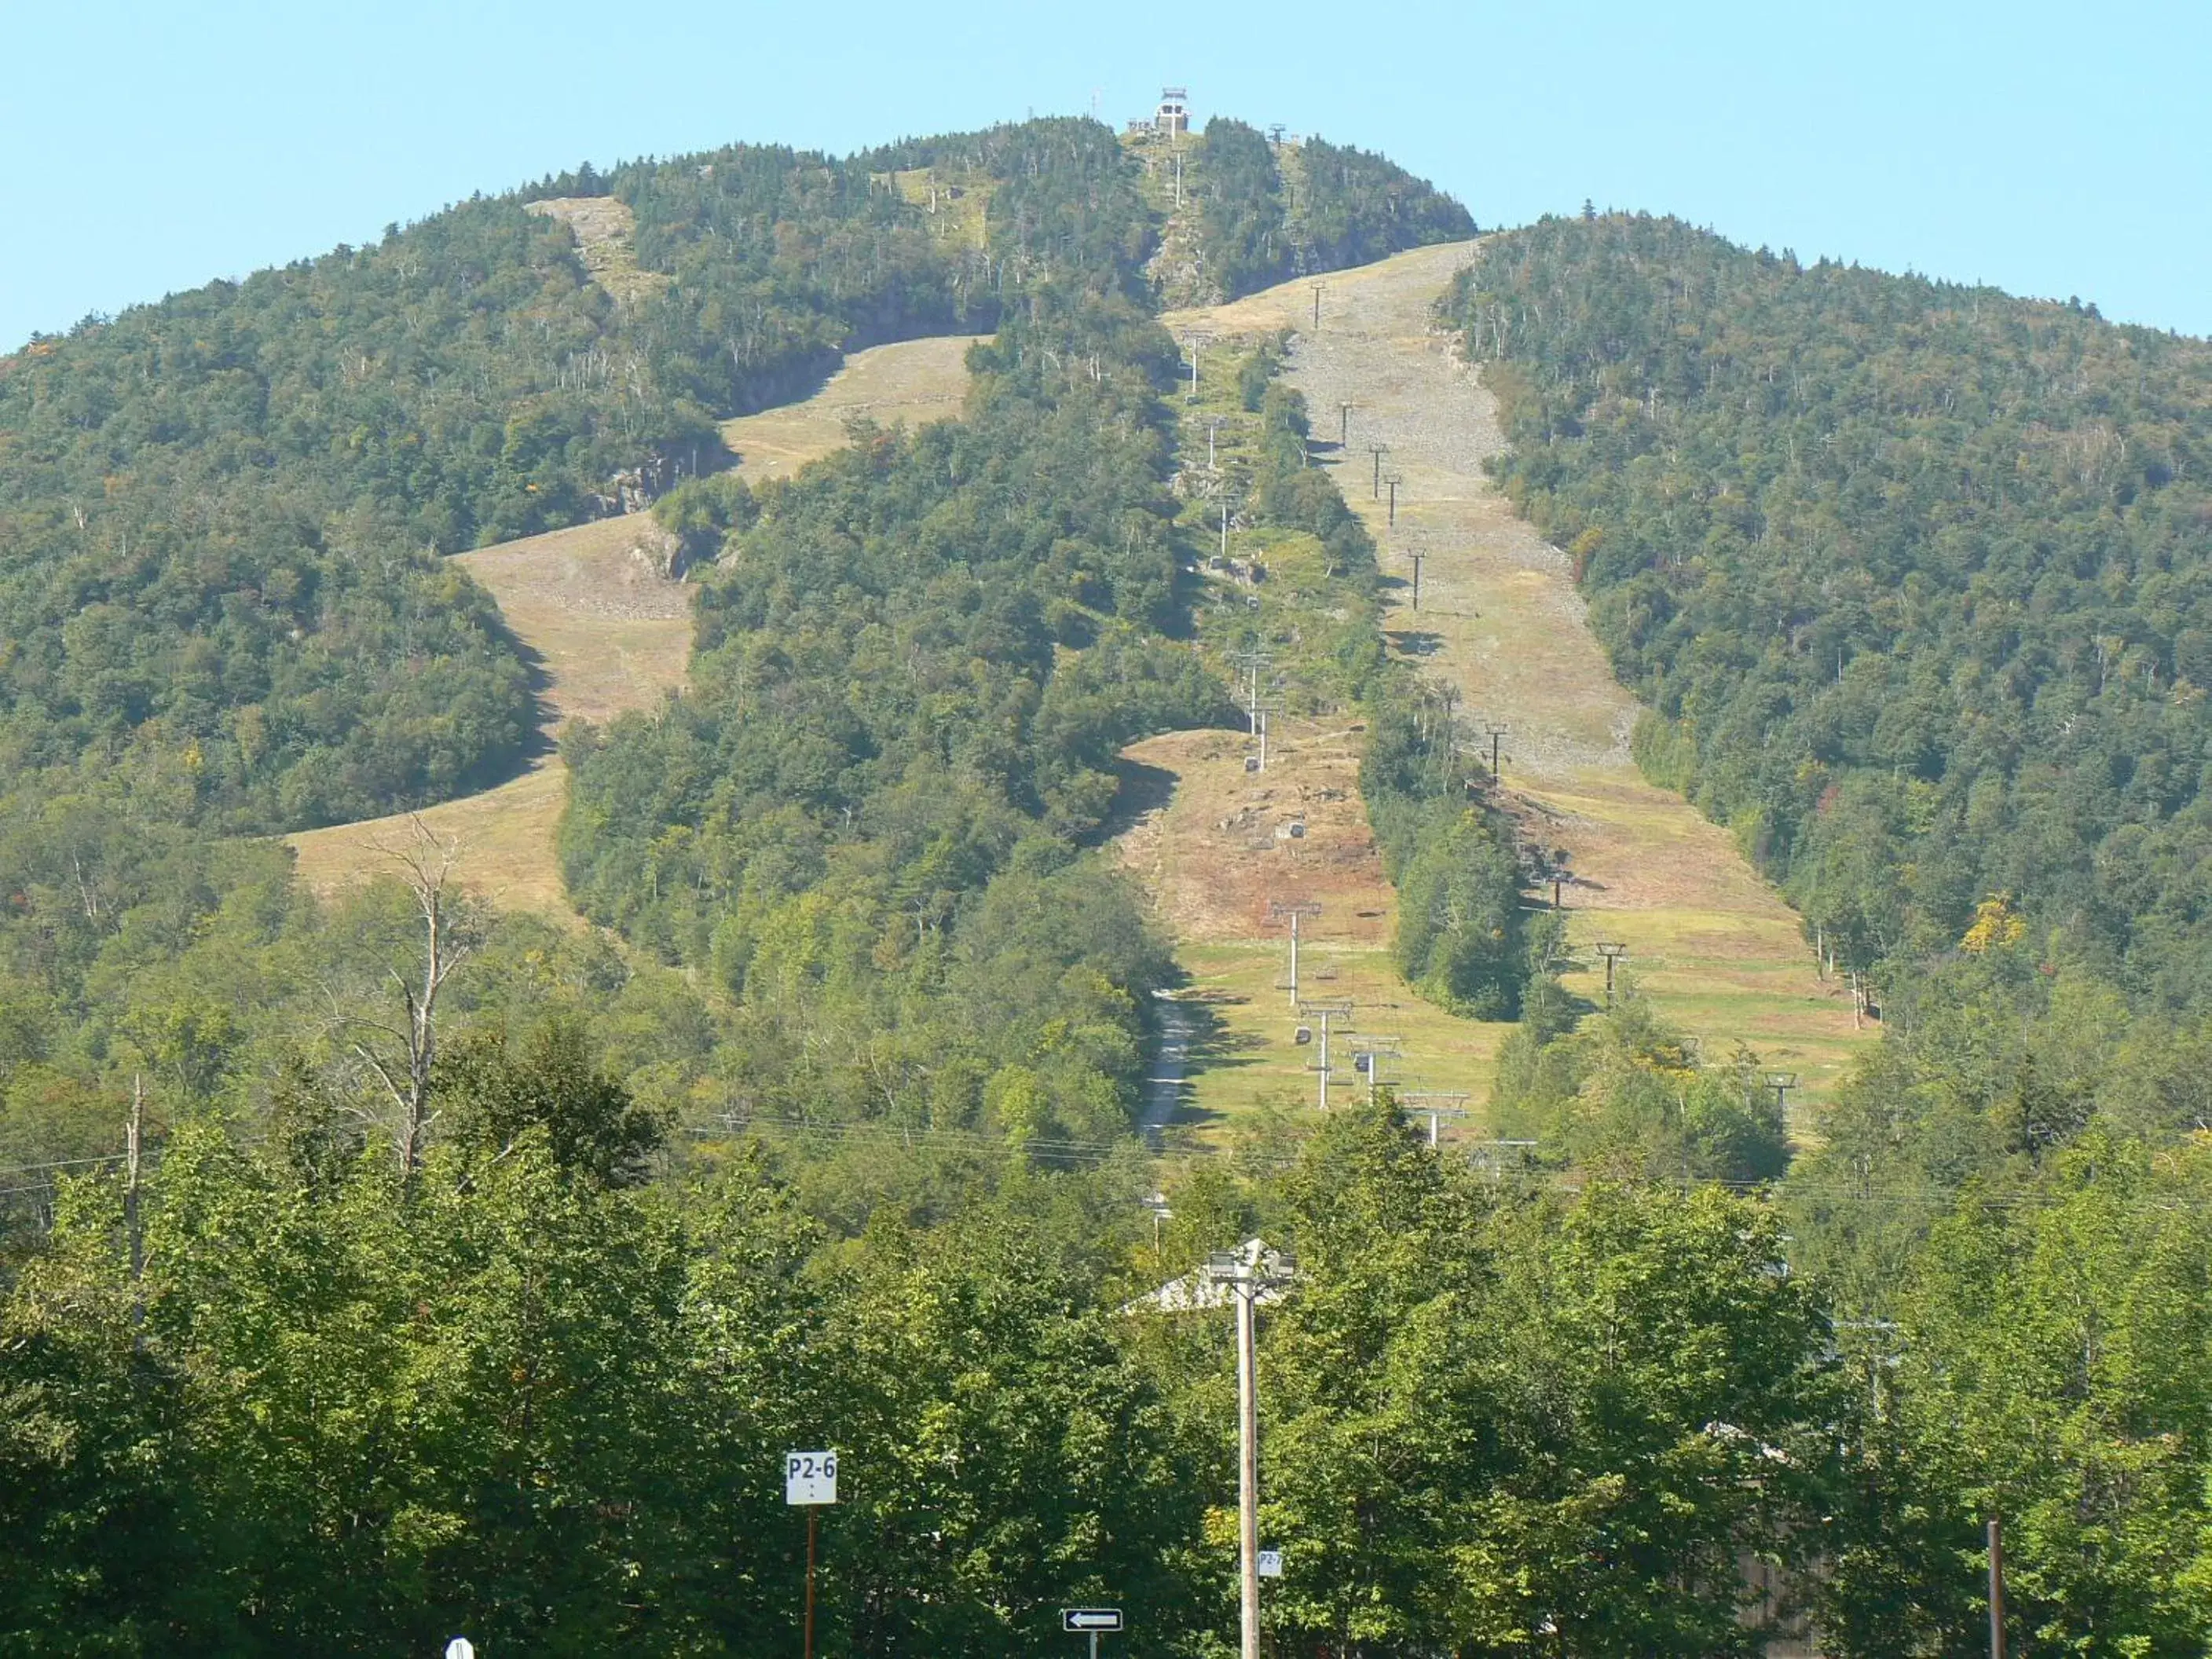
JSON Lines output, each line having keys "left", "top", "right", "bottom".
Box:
{"left": 558, "top": 120, "right": 1478, "bottom": 1143}
{"left": 1152, "top": 117, "right": 1477, "bottom": 302}
{"left": 0, "top": 116, "right": 1468, "bottom": 843}
{"left": 0, "top": 154, "right": 953, "bottom": 833}
{"left": 1453, "top": 215, "right": 2212, "bottom": 1013}
{"left": 0, "top": 115, "right": 1475, "bottom": 1194}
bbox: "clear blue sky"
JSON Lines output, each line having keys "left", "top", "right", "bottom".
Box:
{"left": 5, "top": 0, "right": 2205, "bottom": 349}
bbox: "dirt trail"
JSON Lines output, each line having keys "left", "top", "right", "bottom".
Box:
{"left": 287, "top": 335, "right": 980, "bottom": 918}
{"left": 1160, "top": 246, "right": 1866, "bottom": 1115}
{"left": 1142, "top": 994, "right": 1194, "bottom": 1144}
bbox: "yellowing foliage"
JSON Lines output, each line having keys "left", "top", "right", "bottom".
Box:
{"left": 1961, "top": 892, "right": 2027, "bottom": 954}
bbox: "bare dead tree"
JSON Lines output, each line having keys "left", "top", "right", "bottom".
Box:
{"left": 331, "top": 816, "right": 476, "bottom": 1184}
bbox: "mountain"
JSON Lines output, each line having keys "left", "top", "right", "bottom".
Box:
{"left": 0, "top": 117, "right": 1467, "bottom": 837}
{"left": 13, "top": 110, "right": 2212, "bottom": 1659}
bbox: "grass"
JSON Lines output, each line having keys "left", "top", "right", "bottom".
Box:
{"left": 1137, "top": 246, "right": 1870, "bottom": 1137}
{"left": 522, "top": 197, "right": 669, "bottom": 309}
{"left": 720, "top": 334, "right": 987, "bottom": 485}
{"left": 1113, "top": 716, "right": 1514, "bottom": 1148}
{"left": 288, "top": 336, "right": 980, "bottom": 921}
{"left": 875, "top": 168, "right": 992, "bottom": 254}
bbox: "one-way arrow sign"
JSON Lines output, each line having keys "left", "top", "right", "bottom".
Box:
{"left": 1062, "top": 1607, "right": 1124, "bottom": 1632}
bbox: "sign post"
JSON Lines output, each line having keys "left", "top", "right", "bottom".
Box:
{"left": 786, "top": 1451, "right": 838, "bottom": 1659}
{"left": 1063, "top": 1606, "right": 1124, "bottom": 1659}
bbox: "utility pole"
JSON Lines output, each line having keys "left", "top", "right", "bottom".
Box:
{"left": 1369, "top": 443, "right": 1389, "bottom": 499}
{"left": 1298, "top": 1000, "right": 1353, "bottom": 1110}
{"left": 1988, "top": 1514, "right": 2005, "bottom": 1659}
{"left": 1338, "top": 401, "right": 1353, "bottom": 449}
{"left": 1386, "top": 475, "right": 1401, "bottom": 527}
{"left": 1593, "top": 940, "right": 1629, "bottom": 1005}
{"left": 1207, "top": 415, "right": 1225, "bottom": 471}
{"left": 1310, "top": 283, "right": 1323, "bottom": 329}
{"left": 1268, "top": 899, "right": 1323, "bottom": 1005}
{"left": 1408, "top": 547, "right": 1423, "bottom": 610}
{"left": 1142, "top": 1192, "right": 1171, "bottom": 1257}
{"left": 125, "top": 1075, "right": 145, "bottom": 1338}
{"left": 1485, "top": 723, "right": 1509, "bottom": 778}
{"left": 1201, "top": 1243, "right": 1298, "bottom": 1659}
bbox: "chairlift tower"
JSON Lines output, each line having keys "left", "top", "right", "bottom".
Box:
{"left": 1592, "top": 940, "right": 1630, "bottom": 1005}
{"left": 1267, "top": 899, "right": 1323, "bottom": 1005}
{"left": 1341, "top": 1035, "right": 1404, "bottom": 1104}
{"left": 1180, "top": 330, "right": 1214, "bottom": 401}
{"left": 1483, "top": 724, "right": 1510, "bottom": 778}
{"left": 1295, "top": 999, "right": 1354, "bottom": 1110}
{"left": 1397, "top": 1090, "right": 1472, "bottom": 1148}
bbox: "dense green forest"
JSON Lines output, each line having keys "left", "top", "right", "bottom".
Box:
{"left": 0, "top": 156, "right": 937, "bottom": 833}
{"left": 1454, "top": 214, "right": 2212, "bottom": 1012}
{"left": 0, "top": 112, "right": 1474, "bottom": 1200}
{"left": 557, "top": 136, "right": 1503, "bottom": 1167}
{"left": 1452, "top": 216, "right": 2212, "bottom": 1180}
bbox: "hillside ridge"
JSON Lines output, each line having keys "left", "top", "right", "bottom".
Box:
{"left": 1149, "top": 244, "right": 1866, "bottom": 1120}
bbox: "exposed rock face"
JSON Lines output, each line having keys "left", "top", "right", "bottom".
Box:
{"left": 596, "top": 455, "right": 676, "bottom": 519}
{"left": 1148, "top": 204, "right": 1225, "bottom": 310}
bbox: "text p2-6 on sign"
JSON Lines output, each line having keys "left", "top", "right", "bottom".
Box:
{"left": 785, "top": 1449, "right": 838, "bottom": 1506}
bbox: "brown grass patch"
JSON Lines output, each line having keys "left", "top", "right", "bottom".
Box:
{"left": 1112, "top": 719, "right": 1513, "bottom": 1141}
{"left": 524, "top": 196, "right": 669, "bottom": 308}
{"left": 723, "top": 334, "right": 987, "bottom": 484}
{"left": 287, "top": 336, "right": 982, "bottom": 919}
{"left": 1154, "top": 245, "right": 1870, "bottom": 1123}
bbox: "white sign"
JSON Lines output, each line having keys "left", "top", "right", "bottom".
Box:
{"left": 1257, "top": 1549, "right": 1284, "bottom": 1578}
{"left": 445, "top": 1641, "right": 475, "bottom": 1659}
{"left": 1063, "top": 1608, "right": 1124, "bottom": 1632}
{"left": 785, "top": 1448, "right": 838, "bottom": 1505}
